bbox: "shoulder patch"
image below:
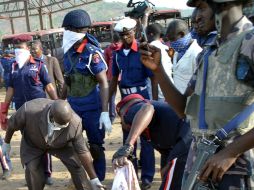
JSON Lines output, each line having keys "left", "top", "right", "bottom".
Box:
{"left": 92, "top": 53, "right": 101, "bottom": 64}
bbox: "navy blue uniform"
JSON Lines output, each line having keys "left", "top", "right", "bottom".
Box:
{"left": 112, "top": 39, "right": 155, "bottom": 183}
{"left": 124, "top": 101, "right": 192, "bottom": 190}
{"left": 112, "top": 39, "right": 153, "bottom": 99}
{"left": 9, "top": 57, "right": 51, "bottom": 110}
{"left": 64, "top": 34, "right": 107, "bottom": 181}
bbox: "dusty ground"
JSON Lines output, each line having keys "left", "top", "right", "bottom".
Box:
{"left": 0, "top": 89, "right": 162, "bottom": 190}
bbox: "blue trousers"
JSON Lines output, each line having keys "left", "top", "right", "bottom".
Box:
{"left": 109, "top": 92, "right": 116, "bottom": 123}
{"left": 70, "top": 106, "right": 106, "bottom": 181}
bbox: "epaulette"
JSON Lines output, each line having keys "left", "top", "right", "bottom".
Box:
{"left": 86, "top": 33, "right": 101, "bottom": 48}
{"left": 85, "top": 43, "right": 100, "bottom": 54}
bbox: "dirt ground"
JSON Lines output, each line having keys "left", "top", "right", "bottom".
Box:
{"left": 0, "top": 89, "right": 162, "bottom": 190}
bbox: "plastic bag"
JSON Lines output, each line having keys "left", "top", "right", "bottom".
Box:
{"left": 111, "top": 160, "right": 140, "bottom": 190}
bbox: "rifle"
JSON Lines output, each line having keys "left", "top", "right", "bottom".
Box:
{"left": 182, "top": 138, "right": 219, "bottom": 190}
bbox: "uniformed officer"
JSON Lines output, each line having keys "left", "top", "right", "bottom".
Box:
{"left": 61, "top": 9, "right": 111, "bottom": 181}
{"left": 0, "top": 34, "right": 58, "bottom": 184}
{"left": 112, "top": 94, "right": 192, "bottom": 190}
{"left": 140, "top": 0, "right": 254, "bottom": 188}
{"left": 1, "top": 34, "right": 58, "bottom": 111}
{"left": 109, "top": 17, "right": 156, "bottom": 189}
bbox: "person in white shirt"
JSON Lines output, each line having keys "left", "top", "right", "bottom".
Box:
{"left": 165, "top": 19, "right": 202, "bottom": 94}
{"left": 146, "top": 23, "right": 174, "bottom": 101}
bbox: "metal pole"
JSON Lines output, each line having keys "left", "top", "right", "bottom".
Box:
{"left": 38, "top": 0, "right": 43, "bottom": 30}
{"left": 49, "top": 13, "right": 53, "bottom": 28}
{"left": 10, "top": 18, "right": 15, "bottom": 34}
{"left": 38, "top": 8, "right": 43, "bottom": 30}
{"left": 24, "top": 0, "right": 31, "bottom": 32}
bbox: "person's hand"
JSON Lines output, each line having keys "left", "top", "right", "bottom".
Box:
{"left": 160, "top": 164, "right": 170, "bottom": 179}
{"left": 2, "top": 142, "right": 11, "bottom": 157}
{"left": 139, "top": 43, "right": 162, "bottom": 72}
{"left": 0, "top": 119, "right": 8, "bottom": 131}
{"left": 199, "top": 150, "right": 238, "bottom": 182}
{"left": 112, "top": 144, "right": 134, "bottom": 168}
{"left": 113, "top": 156, "right": 129, "bottom": 169}
{"left": 90, "top": 178, "right": 106, "bottom": 190}
{"left": 0, "top": 102, "right": 9, "bottom": 124}
{"left": 99, "top": 112, "right": 112, "bottom": 135}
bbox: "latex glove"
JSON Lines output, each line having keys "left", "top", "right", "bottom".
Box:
{"left": 99, "top": 112, "right": 112, "bottom": 134}
{"left": 0, "top": 120, "right": 8, "bottom": 131}
{"left": 2, "top": 142, "right": 11, "bottom": 157}
{"left": 90, "top": 178, "right": 106, "bottom": 190}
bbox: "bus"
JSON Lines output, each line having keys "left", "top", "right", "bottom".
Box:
{"left": 89, "top": 21, "right": 117, "bottom": 49}
{"left": 1, "top": 28, "right": 64, "bottom": 70}
{"left": 2, "top": 28, "right": 64, "bottom": 57}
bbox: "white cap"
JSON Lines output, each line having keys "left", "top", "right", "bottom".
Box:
{"left": 114, "top": 17, "right": 137, "bottom": 32}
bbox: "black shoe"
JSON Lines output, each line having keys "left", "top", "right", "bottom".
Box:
{"left": 141, "top": 179, "right": 152, "bottom": 190}
{"left": 2, "top": 169, "right": 11, "bottom": 180}
{"left": 46, "top": 177, "right": 53, "bottom": 185}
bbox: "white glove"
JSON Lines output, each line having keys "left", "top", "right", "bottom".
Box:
{"left": 2, "top": 142, "right": 11, "bottom": 157}
{"left": 90, "top": 178, "right": 105, "bottom": 190}
{"left": 99, "top": 112, "right": 112, "bottom": 134}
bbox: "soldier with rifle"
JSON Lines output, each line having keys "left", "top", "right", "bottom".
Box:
{"left": 139, "top": 0, "right": 254, "bottom": 189}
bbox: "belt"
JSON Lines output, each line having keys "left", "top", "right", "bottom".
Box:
{"left": 121, "top": 86, "right": 147, "bottom": 95}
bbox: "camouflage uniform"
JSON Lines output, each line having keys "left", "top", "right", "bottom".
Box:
{"left": 184, "top": 16, "right": 254, "bottom": 189}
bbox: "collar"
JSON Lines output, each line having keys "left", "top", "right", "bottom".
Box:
{"left": 47, "top": 110, "right": 61, "bottom": 131}
{"left": 76, "top": 38, "right": 88, "bottom": 53}
{"left": 200, "top": 31, "right": 217, "bottom": 47}
{"left": 120, "top": 39, "right": 138, "bottom": 52}
{"left": 29, "top": 56, "right": 36, "bottom": 64}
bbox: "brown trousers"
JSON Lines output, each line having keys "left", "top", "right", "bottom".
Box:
{"left": 25, "top": 146, "right": 91, "bottom": 190}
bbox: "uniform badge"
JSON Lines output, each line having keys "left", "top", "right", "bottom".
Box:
{"left": 92, "top": 53, "right": 101, "bottom": 64}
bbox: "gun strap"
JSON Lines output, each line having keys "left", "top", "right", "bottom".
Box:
{"left": 198, "top": 47, "right": 214, "bottom": 130}
{"left": 215, "top": 103, "right": 254, "bottom": 140}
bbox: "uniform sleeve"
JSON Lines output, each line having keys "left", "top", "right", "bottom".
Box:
{"left": 8, "top": 103, "right": 26, "bottom": 131}
{"left": 112, "top": 52, "right": 120, "bottom": 76}
{"left": 236, "top": 30, "right": 254, "bottom": 84}
{"left": 72, "top": 122, "right": 89, "bottom": 154}
{"left": 39, "top": 63, "right": 52, "bottom": 86}
{"left": 239, "top": 30, "right": 254, "bottom": 64}
{"left": 8, "top": 65, "right": 14, "bottom": 88}
{"left": 90, "top": 52, "right": 107, "bottom": 75}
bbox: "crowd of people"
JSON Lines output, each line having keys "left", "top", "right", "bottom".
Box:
{"left": 0, "top": 0, "right": 254, "bottom": 189}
